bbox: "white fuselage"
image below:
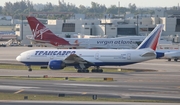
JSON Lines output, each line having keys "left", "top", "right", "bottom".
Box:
{"left": 16, "top": 49, "right": 156, "bottom": 66}
{"left": 164, "top": 51, "right": 180, "bottom": 59}
{"left": 66, "top": 36, "right": 145, "bottom": 49}
{"left": 157, "top": 49, "right": 180, "bottom": 59}
{"left": 27, "top": 35, "right": 145, "bottom": 49}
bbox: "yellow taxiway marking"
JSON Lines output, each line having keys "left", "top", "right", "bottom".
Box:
{"left": 14, "top": 89, "right": 24, "bottom": 94}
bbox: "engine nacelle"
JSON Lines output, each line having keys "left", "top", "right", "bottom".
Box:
{"left": 48, "top": 60, "right": 66, "bottom": 70}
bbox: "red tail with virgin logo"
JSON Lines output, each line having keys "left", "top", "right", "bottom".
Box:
{"left": 26, "top": 16, "right": 70, "bottom": 46}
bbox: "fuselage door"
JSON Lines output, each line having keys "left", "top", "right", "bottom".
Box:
{"left": 26, "top": 53, "right": 31, "bottom": 59}
{"left": 95, "top": 52, "right": 99, "bottom": 60}
{"left": 127, "top": 53, "right": 131, "bottom": 60}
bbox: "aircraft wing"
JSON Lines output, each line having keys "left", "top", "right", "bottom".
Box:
{"left": 63, "top": 54, "right": 93, "bottom": 64}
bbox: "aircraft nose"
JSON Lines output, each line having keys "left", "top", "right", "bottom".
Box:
{"left": 16, "top": 55, "right": 21, "bottom": 61}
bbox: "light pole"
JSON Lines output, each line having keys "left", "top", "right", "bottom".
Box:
{"left": 21, "top": 15, "right": 23, "bottom": 41}
{"left": 136, "top": 15, "right": 139, "bottom": 35}
{"left": 105, "top": 15, "right": 106, "bottom": 35}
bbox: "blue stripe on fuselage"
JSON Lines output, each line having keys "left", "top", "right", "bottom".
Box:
{"left": 22, "top": 62, "right": 48, "bottom": 66}
{"left": 21, "top": 62, "right": 137, "bottom": 66}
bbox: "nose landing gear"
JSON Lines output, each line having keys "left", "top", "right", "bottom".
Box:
{"left": 28, "top": 66, "right": 32, "bottom": 71}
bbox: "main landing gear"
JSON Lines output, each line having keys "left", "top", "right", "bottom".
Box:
{"left": 174, "top": 58, "right": 178, "bottom": 62}
{"left": 76, "top": 64, "right": 89, "bottom": 73}
{"left": 77, "top": 69, "right": 89, "bottom": 73}
{"left": 91, "top": 66, "right": 103, "bottom": 73}
{"left": 77, "top": 67, "right": 103, "bottom": 73}
{"left": 75, "top": 65, "right": 103, "bottom": 73}
{"left": 168, "top": 58, "right": 171, "bottom": 61}
{"left": 168, "top": 58, "right": 178, "bottom": 62}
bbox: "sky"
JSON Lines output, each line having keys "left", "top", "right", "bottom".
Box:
{"left": 0, "top": 0, "right": 180, "bottom": 7}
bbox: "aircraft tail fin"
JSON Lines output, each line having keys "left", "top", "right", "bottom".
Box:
{"left": 26, "top": 16, "right": 70, "bottom": 46}
{"left": 136, "top": 24, "right": 164, "bottom": 51}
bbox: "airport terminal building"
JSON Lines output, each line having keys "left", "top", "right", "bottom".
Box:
{"left": 14, "top": 9, "right": 180, "bottom": 45}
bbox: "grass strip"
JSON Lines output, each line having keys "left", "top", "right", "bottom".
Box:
{"left": 0, "top": 76, "right": 106, "bottom": 82}
{"left": 0, "top": 92, "right": 177, "bottom": 103}
{"left": 0, "top": 64, "right": 137, "bottom": 73}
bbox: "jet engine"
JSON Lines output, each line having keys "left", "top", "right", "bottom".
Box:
{"left": 48, "top": 60, "right": 66, "bottom": 70}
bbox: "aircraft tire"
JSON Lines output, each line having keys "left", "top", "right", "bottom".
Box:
{"left": 91, "top": 69, "right": 95, "bottom": 73}
{"left": 174, "top": 59, "right": 178, "bottom": 62}
{"left": 92, "top": 69, "right": 98, "bottom": 73}
{"left": 77, "top": 70, "right": 82, "bottom": 73}
{"left": 168, "top": 59, "right": 171, "bottom": 61}
{"left": 85, "top": 70, "right": 89, "bottom": 73}
{"left": 78, "top": 69, "right": 89, "bottom": 73}
{"left": 92, "top": 69, "right": 103, "bottom": 73}
{"left": 28, "top": 68, "right": 32, "bottom": 71}
{"left": 99, "top": 69, "right": 103, "bottom": 73}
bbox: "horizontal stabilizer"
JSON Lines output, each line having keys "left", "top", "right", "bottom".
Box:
{"left": 141, "top": 52, "right": 156, "bottom": 57}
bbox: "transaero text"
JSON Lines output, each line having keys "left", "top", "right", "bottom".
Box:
{"left": 35, "top": 51, "right": 76, "bottom": 55}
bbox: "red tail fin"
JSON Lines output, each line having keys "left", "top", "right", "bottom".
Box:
{"left": 26, "top": 16, "right": 70, "bottom": 46}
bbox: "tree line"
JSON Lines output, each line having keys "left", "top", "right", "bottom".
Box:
{"left": 0, "top": 0, "right": 176, "bottom": 19}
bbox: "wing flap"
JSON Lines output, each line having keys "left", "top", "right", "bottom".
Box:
{"left": 64, "top": 54, "right": 93, "bottom": 64}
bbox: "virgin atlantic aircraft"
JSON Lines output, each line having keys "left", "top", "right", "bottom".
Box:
{"left": 26, "top": 16, "right": 145, "bottom": 49}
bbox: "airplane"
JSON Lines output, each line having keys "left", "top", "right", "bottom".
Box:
{"left": 16, "top": 24, "right": 164, "bottom": 73}
{"left": 26, "top": 16, "right": 145, "bottom": 49}
{"left": 158, "top": 49, "right": 180, "bottom": 61}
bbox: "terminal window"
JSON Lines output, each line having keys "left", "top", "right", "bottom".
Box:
{"left": 62, "top": 23, "right": 75, "bottom": 32}
{"left": 117, "top": 28, "right": 136, "bottom": 35}
{"left": 148, "top": 28, "right": 154, "bottom": 31}
{"left": 175, "top": 19, "right": 180, "bottom": 32}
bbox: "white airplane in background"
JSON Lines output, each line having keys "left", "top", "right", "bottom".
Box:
{"left": 16, "top": 24, "right": 164, "bottom": 73}
{"left": 26, "top": 16, "right": 145, "bottom": 49}
{"left": 158, "top": 49, "right": 180, "bottom": 61}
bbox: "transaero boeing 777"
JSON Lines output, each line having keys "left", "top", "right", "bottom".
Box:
{"left": 16, "top": 24, "right": 164, "bottom": 73}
